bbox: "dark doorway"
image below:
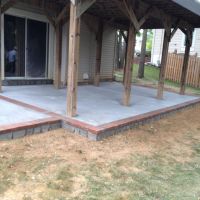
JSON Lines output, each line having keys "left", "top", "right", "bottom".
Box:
{"left": 4, "top": 15, "right": 48, "bottom": 78}
{"left": 4, "top": 15, "right": 25, "bottom": 77}
{"left": 26, "top": 19, "right": 47, "bottom": 78}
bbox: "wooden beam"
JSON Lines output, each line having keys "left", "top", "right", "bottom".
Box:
{"left": 123, "top": 23, "right": 136, "bottom": 106}
{"left": 1, "top": 0, "right": 17, "bottom": 13}
{"left": 170, "top": 26, "right": 178, "bottom": 40}
{"left": 44, "top": 11, "right": 56, "bottom": 27}
{"left": 55, "top": 3, "right": 69, "bottom": 25}
{"left": 77, "top": 0, "right": 96, "bottom": 18}
{"left": 157, "top": 28, "right": 171, "bottom": 99}
{"left": 138, "top": 7, "right": 153, "bottom": 28}
{"left": 54, "top": 22, "right": 62, "bottom": 89}
{"left": 180, "top": 31, "right": 193, "bottom": 95}
{"left": 114, "top": 0, "right": 152, "bottom": 31}
{"left": 168, "top": 20, "right": 180, "bottom": 41}
{"left": 67, "top": 2, "right": 81, "bottom": 117}
{"left": 122, "top": 0, "right": 140, "bottom": 30}
{"left": 94, "top": 20, "right": 103, "bottom": 86}
{"left": 114, "top": 0, "right": 193, "bottom": 34}
{"left": 186, "top": 28, "right": 193, "bottom": 47}
{"left": 0, "top": 0, "right": 2, "bottom": 93}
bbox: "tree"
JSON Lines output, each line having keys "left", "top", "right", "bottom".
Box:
{"left": 138, "top": 29, "right": 148, "bottom": 78}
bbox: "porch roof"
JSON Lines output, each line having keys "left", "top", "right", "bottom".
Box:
{"left": 4, "top": 0, "right": 200, "bottom": 29}
{"left": 85, "top": 0, "right": 200, "bottom": 29}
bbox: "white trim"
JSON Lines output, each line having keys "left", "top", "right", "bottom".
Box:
{"left": 5, "top": 8, "right": 48, "bottom": 23}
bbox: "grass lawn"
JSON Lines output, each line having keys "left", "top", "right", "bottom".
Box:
{"left": 0, "top": 106, "right": 200, "bottom": 199}
{"left": 114, "top": 65, "right": 200, "bottom": 95}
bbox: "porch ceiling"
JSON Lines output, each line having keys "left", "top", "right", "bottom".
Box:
{"left": 3, "top": 0, "right": 200, "bottom": 29}
{"left": 85, "top": 0, "right": 200, "bottom": 29}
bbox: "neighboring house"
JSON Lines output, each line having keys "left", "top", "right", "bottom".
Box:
{"left": 151, "top": 28, "right": 200, "bottom": 66}
{"left": 1, "top": 2, "right": 117, "bottom": 86}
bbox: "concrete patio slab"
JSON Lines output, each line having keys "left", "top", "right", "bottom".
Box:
{"left": 1, "top": 82, "right": 199, "bottom": 125}
{"left": 0, "top": 82, "right": 200, "bottom": 140}
{"left": 0, "top": 98, "right": 49, "bottom": 126}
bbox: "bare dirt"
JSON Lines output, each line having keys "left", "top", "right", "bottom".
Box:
{"left": 0, "top": 105, "right": 200, "bottom": 200}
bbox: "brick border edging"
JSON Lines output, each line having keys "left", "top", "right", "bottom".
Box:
{"left": 63, "top": 98, "right": 200, "bottom": 141}
{"left": 0, "top": 117, "right": 62, "bottom": 140}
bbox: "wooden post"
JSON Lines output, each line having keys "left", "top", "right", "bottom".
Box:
{"left": 157, "top": 29, "right": 170, "bottom": 99}
{"left": 180, "top": 34, "right": 192, "bottom": 95}
{"left": 0, "top": 0, "right": 2, "bottom": 93}
{"left": 138, "top": 29, "right": 148, "bottom": 79}
{"left": 54, "top": 22, "right": 62, "bottom": 89}
{"left": 94, "top": 20, "right": 103, "bottom": 86}
{"left": 67, "top": 2, "right": 81, "bottom": 117}
{"left": 123, "top": 24, "right": 136, "bottom": 106}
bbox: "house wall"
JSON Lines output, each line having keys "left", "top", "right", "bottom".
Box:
{"left": 61, "top": 22, "right": 116, "bottom": 85}
{"left": 151, "top": 28, "right": 200, "bottom": 66}
{"left": 151, "top": 29, "right": 164, "bottom": 66}
{"left": 1, "top": 3, "right": 116, "bottom": 84}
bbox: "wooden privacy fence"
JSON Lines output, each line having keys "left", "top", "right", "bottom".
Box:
{"left": 165, "top": 53, "right": 200, "bottom": 88}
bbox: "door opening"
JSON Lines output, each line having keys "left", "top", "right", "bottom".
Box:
{"left": 4, "top": 15, "right": 25, "bottom": 77}
{"left": 26, "top": 19, "right": 47, "bottom": 78}
{"left": 4, "top": 14, "right": 48, "bottom": 79}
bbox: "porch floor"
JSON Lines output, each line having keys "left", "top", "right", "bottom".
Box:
{"left": 1, "top": 82, "right": 199, "bottom": 125}
{"left": 0, "top": 82, "right": 200, "bottom": 140}
{"left": 0, "top": 98, "right": 49, "bottom": 126}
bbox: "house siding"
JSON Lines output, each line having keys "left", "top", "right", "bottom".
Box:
{"left": 151, "top": 28, "right": 200, "bottom": 65}
{"left": 151, "top": 29, "right": 164, "bottom": 66}
{"left": 61, "top": 22, "right": 116, "bottom": 85}
{"left": 100, "top": 26, "right": 116, "bottom": 79}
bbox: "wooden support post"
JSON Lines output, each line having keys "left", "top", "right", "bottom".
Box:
{"left": 54, "top": 22, "right": 62, "bottom": 89}
{"left": 157, "top": 29, "right": 170, "bottom": 99}
{"left": 180, "top": 34, "right": 192, "bottom": 95}
{"left": 123, "top": 24, "right": 136, "bottom": 106}
{"left": 0, "top": 0, "right": 2, "bottom": 93}
{"left": 67, "top": 2, "right": 81, "bottom": 117}
{"left": 94, "top": 20, "right": 103, "bottom": 86}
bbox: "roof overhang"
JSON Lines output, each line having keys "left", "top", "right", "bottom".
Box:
{"left": 172, "top": 0, "right": 200, "bottom": 16}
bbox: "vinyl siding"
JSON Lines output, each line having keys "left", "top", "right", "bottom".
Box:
{"left": 194, "top": 29, "right": 200, "bottom": 54}
{"left": 151, "top": 29, "right": 164, "bottom": 65}
{"left": 151, "top": 28, "right": 200, "bottom": 65}
{"left": 61, "top": 22, "right": 116, "bottom": 85}
{"left": 100, "top": 26, "right": 116, "bottom": 79}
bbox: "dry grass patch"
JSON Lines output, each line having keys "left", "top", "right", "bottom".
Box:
{"left": 0, "top": 105, "right": 200, "bottom": 199}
